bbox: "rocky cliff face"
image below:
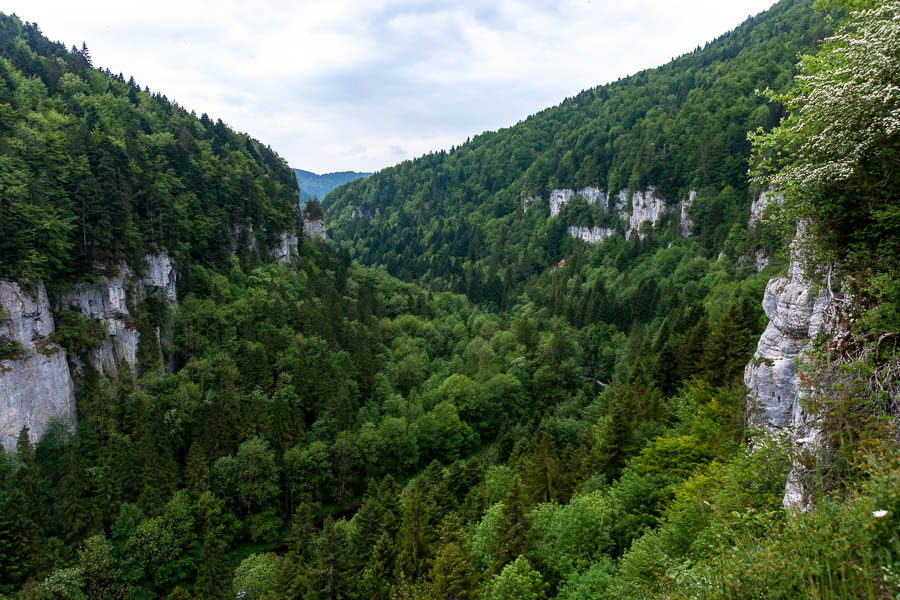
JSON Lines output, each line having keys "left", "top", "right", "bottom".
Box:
{"left": 567, "top": 225, "right": 615, "bottom": 244}
{"left": 745, "top": 222, "right": 827, "bottom": 427}
{"left": 0, "top": 282, "right": 77, "bottom": 452}
{"left": 273, "top": 231, "right": 301, "bottom": 263}
{"left": 303, "top": 219, "right": 326, "bottom": 242}
{"left": 749, "top": 189, "right": 780, "bottom": 229}
{"left": 534, "top": 185, "right": 671, "bottom": 243}
{"left": 60, "top": 271, "right": 138, "bottom": 377}
{"left": 550, "top": 187, "right": 607, "bottom": 217}
{"left": 0, "top": 253, "right": 181, "bottom": 452}
{"left": 59, "top": 253, "right": 179, "bottom": 378}
{"left": 680, "top": 190, "right": 696, "bottom": 238}
{"left": 744, "top": 221, "right": 832, "bottom": 508}
{"left": 625, "top": 187, "right": 667, "bottom": 236}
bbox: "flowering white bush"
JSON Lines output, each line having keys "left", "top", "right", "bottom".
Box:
{"left": 750, "top": 0, "right": 900, "bottom": 196}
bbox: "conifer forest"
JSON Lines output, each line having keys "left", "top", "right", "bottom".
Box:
{"left": 0, "top": 1, "right": 898, "bottom": 598}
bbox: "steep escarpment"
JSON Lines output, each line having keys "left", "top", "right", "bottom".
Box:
{"left": 0, "top": 252, "right": 181, "bottom": 451}
{"left": 745, "top": 221, "right": 829, "bottom": 428}
{"left": 0, "top": 282, "right": 76, "bottom": 452}
{"left": 58, "top": 252, "right": 179, "bottom": 378}
{"left": 533, "top": 185, "right": 692, "bottom": 243}
{"left": 0, "top": 13, "right": 301, "bottom": 452}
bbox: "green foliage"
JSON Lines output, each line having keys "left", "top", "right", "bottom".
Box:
{"left": 49, "top": 310, "right": 105, "bottom": 356}
{"left": 750, "top": 0, "right": 900, "bottom": 330}
{"left": 232, "top": 552, "right": 280, "bottom": 600}
{"left": 482, "top": 556, "right": 547, "bottom": 600}
{"left": 325, "top": 0, "right": 828, "bottom": 293}
{"left": 0, "top": 13, "right": 299, "bottom": 282}
{"left": 1, "top": 3, "right": 895, "bottom": 600}
{"left": 0, "top": 335, "right": 27, "bottom": 360}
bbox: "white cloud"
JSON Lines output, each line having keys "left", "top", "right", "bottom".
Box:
{"left": 9, "top": 1, "right": 775, "bottom": 173}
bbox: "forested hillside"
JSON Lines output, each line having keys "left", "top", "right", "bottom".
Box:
{"left": 0, "top": 14, "right": 299, "bottom": 283}
{"left": 293, "top": 169, "right": 370, "bottom": 204}
{"left": 0, "top": 2, "right": 897, "bottom": 599}
{"left": 325, "top": 0, "right": 825, "bottom": 290}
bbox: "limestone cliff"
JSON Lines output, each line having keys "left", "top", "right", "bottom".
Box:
{"left": 567, "top": 225, "right": 615, "bottom": 244}
{"left": 749, "top": 189, "right": 780, "bottom": 229}
{"left": 273, "top": 231, "right": 301, "bottom": 263}
{"left": 60, "top": 270, "right": 138, "bottom": 377}
{"left": 745, "top": 222, "right": 827, "bottom": 426}
{"left": 743, "top": 221, "right": 832, "bottom": 508}
{"left": 534, "top": 185, "right": 670, "bottom": 243}
{"left": 303, "top": 219, "right": 326, "bottom": 242}
{"left": 59, "top": 253, "right": 178, "bottom": 378}
{"left": 680, "top": 190, "right": 696, "bottom": 239}
{"left": 0, "top": 282, "right": 76, "bottom": 452}
{"left": 624, "top": 187, "right": 667, "bottom": 238}
{"left": 550, "top": 187, "right": 607, "bottom": 217}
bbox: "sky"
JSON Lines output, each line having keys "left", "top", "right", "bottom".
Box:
{"left": 8, "top": 1, "right": 776, "bottom": 174}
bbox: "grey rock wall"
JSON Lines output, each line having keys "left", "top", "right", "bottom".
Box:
{"left": 60, "top": 270, "right": 138, "bottom": 377}
{"left": 272, "top": 231, "right": 300, "bottom": 263}
{"left": 680, "top": 190, "right": 696, "bottom": 238}
{"left": 142, "top": 252, "right": 178, "bottom": 304}
{"left": 567, "top": 225, "right": 615, "bottom": 244}
{"left": 626, "top": 187, "right": 667, "bottom": 235}
{"left": 0, "top": 281, "right": 76, "bottom": 452}
{"left": 58, "top": 253, "right": 179, "bottom": 378}
{"left": 743, "top": 221, "right": 833, "bottom": 509}
{"left": 749, "top": 189, "right": 780, "bottom": 229}
{"left": 550, "top": 186, "right": 607, "bottom": 217}
{"left": 745, "top": 223, "right": 826, "bottom": 428}
{"left": 303, "top": 219, "right": 326, "bottom": 243}
{"left": 542, "top": 185, "right": 669, "bottom": 244}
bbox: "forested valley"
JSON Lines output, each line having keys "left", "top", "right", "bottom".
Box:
{"left": 0, "top": 1, "right": 898, "bottom": 599}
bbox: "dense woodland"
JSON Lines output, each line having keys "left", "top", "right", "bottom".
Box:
{"left": 293, "top": 170, "right": 370, "bottom": 205}
{"left": 324, "top": 0, "right": 828, "bottom": 291}
{"left": 0, "top": 1, "right": 898, "bottom": 599}
{"left": 0, "top": 13, "right": 299, "bottom": 283}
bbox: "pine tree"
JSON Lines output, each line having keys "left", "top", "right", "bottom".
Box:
{"left": 13, "top": 427, "right": 50, "bottom": 571}
{"left": 0, "top": 497, "right": 29, "bottom": 593}
{"left": 395, "top": 489, "right": 434, "bottom": 582}
{"left": 491, "top": 477, "right": 532, "bottom": 572}
{"left": 59, "top": 444, "right": 90, "bottom": 543}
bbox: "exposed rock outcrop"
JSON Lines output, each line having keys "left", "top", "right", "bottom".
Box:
{"left": 680, "top": 190, "right": 696, "bottom": 238}
{"left": 750, "top": 189, "right": 780, "bottom": 229}
{"left": 745, "top": 223, "right": 826, "bottom": 428}
{"left": 625, "top": 187, "right": 667, "bottom": 236}
{"left": 60, "top": 270, "right": 138, "bottom": 377}
{"left": 550, "top": 186, "right": 607, "bottom": 217}
{"left": 543, "top": 185, "right": 669, "bottom": 243}
{"left": 744, "top": 221, "right": 832, "bottom": 509}
{"left": 142, "top": 252, "right": 178, "bottom": 305}
{"left": 522, "top": 194, "right": 537, "bottom": 212}
{"left": 273, "top": 231, "right": 300, "bottom": 263}
{"left": 755, "top": 249, "right": 770, "bottom": 272}
{"left": 59, "top": 253, "right": 179, "bottom": 378}
{"left": 231, "top": 224, "right": 260, "bottom": 256}
{"left": 0, "top": 281, "right": 76, "bottom": 452}
{"left": 567, "top": 225, "right": 615, "bottom": 244}
{"left": 303, "top": 219, "right": 326, "bottom": 242}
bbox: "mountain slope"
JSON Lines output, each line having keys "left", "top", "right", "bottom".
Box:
{"left": 325, "top": 0, "right": 827, "bottom": 289}
{"left": 0, "top": 14, "right": 300, "bottom": 283}
{"left": 293, "top": 168, "right": 371, "bottom": 203}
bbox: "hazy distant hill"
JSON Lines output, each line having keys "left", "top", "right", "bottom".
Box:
{"left": 293, "top": 168, "right": 371, "bottom": 203}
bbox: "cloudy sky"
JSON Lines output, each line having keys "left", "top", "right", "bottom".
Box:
{"left": 10, "top": 1, "right": 775, "bottom": 174}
